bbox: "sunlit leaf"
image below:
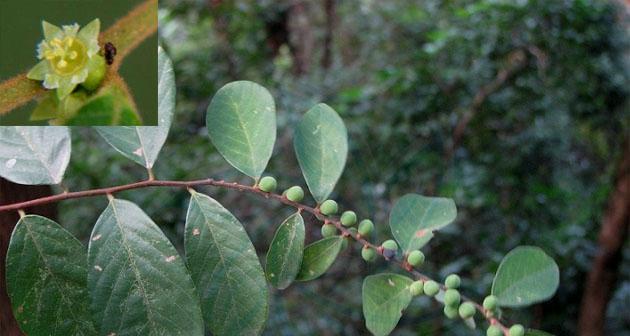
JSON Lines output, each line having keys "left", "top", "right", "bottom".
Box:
{"left": 265, "top": 212, "right": 305, "bottom": 289}
{"left": 362, "top": 273, "right": 414, "bottom": 336}
{"left": 0, "top": 126, "right": 71, "bottom": 185}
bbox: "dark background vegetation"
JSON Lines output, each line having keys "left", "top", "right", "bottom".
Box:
{"left": 45, "top": 0, "right": 630, "bottom": 335}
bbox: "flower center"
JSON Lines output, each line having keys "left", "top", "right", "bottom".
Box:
{"left": 43, "top": 37, "right": 87, "bottom": 76}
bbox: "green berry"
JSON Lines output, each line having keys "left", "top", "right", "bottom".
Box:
{"left": 443, "top": 305, "right": 458, "bottom": 319}
{"left": 458, "top": 302, "right": 476, "bottom": 319}
{"left": 82, "top": 55, "right": 106, "bottom": 91}
{"left": 321, "top": 224, "right": 337, "bottom": 238}
{"left": 509, "top": 325, "right": 525, "bottom": 336}
{"left": 361, "top": 246, "right": 377, "bottom": 262}
{"left": 423, "top": 280, "right": 440, "bottom": 296}
{"left": 258, "top": 176, "right": 277, "bottom": 192}
{"left": 409, "top": 280, "right": 424, "bottom": 296}
{"left": 285, "top": 186, "right": 304, "bottom": 202}
{"left": 487, "top": 325, "right": 502, "bottom": 336}
{"left": 444, "top": 289, "right": 461, "bottom": 307}
{"left": 445, "top": 274, "right": 461, "bottom": 289}
{"left": 381, "top": 239, "right": 398, "bottom": 251}
{"left": 340, "top": 211, "right": 357, "bottom": 226}
{"left": 407, "top": 250, "right": 425, "bottom": 267}
{"left": 319, "top": 200, "right": 338, "bottom": 215}
{"left": 358, "top": 219, "right": 374, "bottom": 236}
{"left": 483, "top": 295, "right": 498, "bottom": 311}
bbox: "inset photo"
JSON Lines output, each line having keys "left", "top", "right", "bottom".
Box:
{"left": 0, "top": 0, "right": 157, "bottom": 125}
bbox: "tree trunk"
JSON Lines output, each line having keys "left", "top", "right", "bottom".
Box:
{"left": 578, "top": 138, "right": 630, "bottom": 336}
{"left": 0, "top": 179, "right": 57, "bottom": 336}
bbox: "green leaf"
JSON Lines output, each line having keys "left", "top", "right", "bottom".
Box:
{"left": 0, "top": 126, "right": 71, "bottom": 185}
{"left": 61, "top": 85, "right": 141, "bottom": 126}
{"left": 94, "top": 67, "right": 175, "bottom": 167}
{"left": 491, "top": 246, "right": 560, "bottom": 308}
{"left": 88, "top": 199, "right": 204, "bottom": 335}
{"left": 293, "top": 103, "right": 348, "bottom": 203}
{"left": 265, "top": 212, "right": 305, "bottom": 289}
{"left": 525, "top": 330, "right": 555, "bottom": 336}
{"left": 6, "top": 215, "right": 95, "bottom": 336}
{"left": 185, "top": 191, "right": 269, "bottom": 336}
{"left": 362, "top": 273, "right": 414, "bottom": 336}
{"left": 30, "top": 92, "right": 59, "bottom": 121}
{"left": 296, "top": 236, "right": 343, "bottom": 281}
{"left": 206, "top": 80, "right": 276, "bottom": 180}
{"left": 389, "top": 194, "right": 457, "bottom": 252}
{"left": 158, "top": 45, "right": 175, "bottom": 129}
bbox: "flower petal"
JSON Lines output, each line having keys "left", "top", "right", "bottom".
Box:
{"left": 62, "top": 23, "right": 80, "bottom": 37}
{"left": 71, "top": 68, "right": 89, "bottom": 84}
{"left": 36, "top": 41, "right": 48, "bottom": 59}
{"left": 42, "top": 21, "right": 62, "bottom": 40}
{"left": 27, "top": 60, "right": 50, "bottom": 80}
{"left": 78, "top": 18, "right": 100, "bottom": 43}
{"left": 43, "top": 74, "right": 60, "bottom": 89}
{"left": 56, "top": 80, "right": 77, "bottom": 100}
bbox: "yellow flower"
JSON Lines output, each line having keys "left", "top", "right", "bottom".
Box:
{"left": 27, "top": 19, "right": 103, "bottom": 99}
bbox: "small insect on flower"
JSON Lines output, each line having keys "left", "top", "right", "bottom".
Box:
{"left": 104, "top": 42, "right": 117, "bottom": 65}
{"left": 27, "top": 19, "right": 106, "bottom": 99}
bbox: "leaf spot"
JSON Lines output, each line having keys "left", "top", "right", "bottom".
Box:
{"left": 92, "top": 234, "right": 102, "bottom": 241}
{"left": 415, "top": 229, "right": 428, "bottom": 238}
{"left": 5, "top": 158, "right": 16, "bottom": 169}
{"left": 192, "top": 228, "right": 200, "bottom": 236}
{"left": 165, "top": 255, "right": 177, "bottom": 262}
{"left": 17, "top": 306, "right": 23, "bottom": 313}
{"left": 388, "top": 278, "right": 395, "bottom": 287}
{"left": 133, "top": 147, "right": 143, "bottom": 156}
{"left": 94, "top": 265, "right": 103, "bottom": 272}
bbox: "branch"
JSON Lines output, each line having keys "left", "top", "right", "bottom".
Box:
{"left": 0, "top": 0, "right": 157, "bottom": 116}
{"left": 0, "top": 177, "right": 511, "bottom": 333}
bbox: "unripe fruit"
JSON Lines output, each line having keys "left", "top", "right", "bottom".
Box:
{"left": 319, "top": 200, "right": 338, "bottom": 215}
{"left": 509, "top": 325, "right": 525, "bottom": 336}
{"left": 445, "top": 274, "right": 461, "bottom": 289}
{"left": 361, "top": 246, "right": 376, "bottom": 262}
{"left": 258, "top": 176, "right": 277, "bottom": 192}
{"left": 483, "top": 295, "right": 498, "bottom": 311}
{"left": 358, "top": 219, "right": 374, "bottom": 236}
{"left": 407, "top": 250, "right": 425, "bottom": 267}
{"left": 443, "top": 305, "right": 458, "bottom": 319}
{"left": 487, "top": 325, "right": 502, "bottom": 336}
{"left": 321, "top": 224, "right": 337, "bottom": 238}
{"left": 458, "top": 302, "right": 476, "bottom": 319}
{"left": 444, "top": 289, "right": 461, "bottom": 307}
{"left": 423, "top": 280, "right": 440, "bottom": 297}
{"left": 285, "top": 186, "right": 304, "bottom": 202}
{"left": 82, "top": 55, "right": 106, "bottom": 91}
{"left": 409, "top": 280, "right": 424, "bottom": 296}
{"left": 381, "top": 239, "right": 398, "bottom": 251}
{"left": 340, "top": 211, "right": 357, "bottom": 226}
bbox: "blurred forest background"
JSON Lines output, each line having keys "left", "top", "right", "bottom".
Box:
{"left": 53, "top": 0, "right": 630, "bottom": 335}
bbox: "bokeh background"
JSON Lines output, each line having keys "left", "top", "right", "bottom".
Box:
{"left": 63, "top": 0, "right": 629, "bottom": 335}
{"left": 0, "top": 0, "right": 157, "bottom": 125}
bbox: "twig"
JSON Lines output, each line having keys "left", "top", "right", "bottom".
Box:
{"left": 0, "top": 177, "right": 511, "bottom": 333}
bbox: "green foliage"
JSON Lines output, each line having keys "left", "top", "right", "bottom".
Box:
{"left": 389, "top": 194, "right": 457, "bottom": 253}
{"left": 206, "top": 80, "right": 276, "bottom": 180}
{"left": 88, "top": 199, "right": 203, "bottom": 335}
{"left": 0, "top": 126, "right": 70, "bottom": 184}
{"left": 492, "top": 246, "right": 560, "bottom": 308}
{"left": 362, "top": 273, "right": 414, "bottom": 336}
{"left": 296, "top": 236, "right": 344, "bottom": 281}
{"left": 61, "top": 85, "right": 141, "bottom": 126}
{"left": 265, "top": 212, "right": 305, "bottom": 289}
{"left": 293, "top": 103, "right": 348, "bottom": 203}
{"left": 6, "top": 215, "right": 95, "bottom": 335}
{"left": 185, "top": 191, "right": 269, "bottom": 335}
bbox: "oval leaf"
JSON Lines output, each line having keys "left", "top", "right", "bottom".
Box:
{"left": 206, "top": 80, "right": 276, "bottom": 180}
{"left": 296, "top": 236, "right": 343, "bottom": 281}
{"left": 491, "top": 246, "right": 560, "bottom": 308}
{"left": 0, "top": 126, "right": 71, "bottom": 185}
{"left": 185, "top": 191, "right": 269, "bottom": 336}
{"left": 265, "top": 212, "right": 305, "bottom": 289}
{"left": 88, "top": 199, "right": 204, "bottom": 335}
{"left": 389, "top": 194, "right": 457, "bottom": 252}
{"left": 294, "top": 103, "right": 348, "bottom": 203}
{"left": 6, "top": 215, "right": 95, "bottom": 335}
{"left": 158, "top": 45, "right": 175, "bottom": 129}
{"left": 362, "top": 273, "right": 414, "bottom": 336}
